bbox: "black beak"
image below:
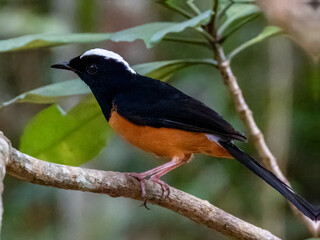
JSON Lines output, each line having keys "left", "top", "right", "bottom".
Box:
{"left": 51, "top": 61, "right": 74, "bottom": 71}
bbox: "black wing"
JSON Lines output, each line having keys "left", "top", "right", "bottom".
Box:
{"left": 114, "top": 75, "right": 246, "bottom": 141}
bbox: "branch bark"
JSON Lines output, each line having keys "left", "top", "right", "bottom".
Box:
{"left": 0, "top": 132, "right": 280, "bottom": 240}
{"left": 0, "top": 132, "right": 10, "bottom": 233}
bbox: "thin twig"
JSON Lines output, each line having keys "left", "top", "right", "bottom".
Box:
{"left": 211, "top": 0, "right": 219, "bottom": 35}
{"left": 0, "top": 135, "right": 281, "bottom": 240}
{"left": 218, "top": 1, "right": 233, "bottom": 22}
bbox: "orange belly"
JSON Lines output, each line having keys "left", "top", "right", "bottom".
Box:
{"left": 109, "top": 111, "right": 231, "bottom": 159}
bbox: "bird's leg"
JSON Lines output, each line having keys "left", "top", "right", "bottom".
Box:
{"left": 126, "top": 160, "right": 180, "bottom": 198}
{"left": 149, "top": 162, "right": 184, "bottom": 197}
{"left": 149, "top": 154, "right": 191, "bottom": 198}
{"left": 126, "top": 155, "right": 191, "bottom": 200}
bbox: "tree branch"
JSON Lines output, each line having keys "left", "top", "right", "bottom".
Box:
{"left": 212, "top": 42, "right": 319, "bottom": 237}
{"left": 0, "top": 132, "right": 10, "bottom": 234}
{"left": 0, "top": 132, "right": 280, "bottom": 240}
{"left": 215, "top": 45, "right": 287, "bottom": 181}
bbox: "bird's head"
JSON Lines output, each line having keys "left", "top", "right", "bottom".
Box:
{"left": 51, "top": 48, "right": 136, "bottom": 89}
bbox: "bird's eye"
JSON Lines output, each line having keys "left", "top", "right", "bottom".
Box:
{"left": 86, "top": 64, "right": 98, "bottom": 74}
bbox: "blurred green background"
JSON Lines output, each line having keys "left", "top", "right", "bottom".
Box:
{"left": 0, "top": 0, "right": 319, "bottom": 239}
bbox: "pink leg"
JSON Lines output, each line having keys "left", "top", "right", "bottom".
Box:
{"left": 126, "top": 160, "right": 180, "bottom": 198}
{"left": 127, "top": 160, "right": 178, "bottom": 180}
{"left": 149, "top": 161, "right": 185, "bottom": 197}
{"left": 126, "top": 155, "right": 191, "bottom": 199}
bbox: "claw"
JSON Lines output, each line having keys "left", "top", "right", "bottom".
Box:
{"left": 125, "top": 172, "right": 147, "bottom": 199}
{"left": 140, "top": 199, "right": 151, "bottom": 210}
{"left": 149, "top": 176, "right": 171, "bottom": 198}
{"left": 124, "top": 156, "right": 190, "bottom": 207}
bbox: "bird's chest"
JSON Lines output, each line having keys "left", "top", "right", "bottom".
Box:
{"left": 109, "top": 111, "right": 170, "bottom": 157}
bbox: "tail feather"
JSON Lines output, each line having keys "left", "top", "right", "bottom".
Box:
{"left": 219, "top": 140, "right": 318, "bottom": 221}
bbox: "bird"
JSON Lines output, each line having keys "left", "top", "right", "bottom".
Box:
{"left": 51, "top": 48, "right": 318, "bottom": 221}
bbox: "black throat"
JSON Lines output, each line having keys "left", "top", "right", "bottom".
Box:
{"left": 89, "top": 72, "right": 135, "bottom": 121}
{"left": 65, "top": 53, "right": 136, "bottom": 121}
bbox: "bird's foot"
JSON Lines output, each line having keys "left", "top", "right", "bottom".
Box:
{"left": 125, "top": 172, "right": 171, "bottom": 209}
{"left": 124, "top": 157, "right": 187, "bottom": 208}
{"left": 126, "top": 172, "right": 152, "bottom": 210}
{"left": 149, "top": 176, "right": 171, "bottom": 198}
{"left": 125, "top": 172, "right": 148, "bottom": 199}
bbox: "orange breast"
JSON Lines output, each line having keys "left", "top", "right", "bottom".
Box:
{"left": 109, "top": 111, "right": 231, "bottom": 159}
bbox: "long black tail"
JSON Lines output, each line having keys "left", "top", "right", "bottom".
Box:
{"left": 219, "top": 140, "right": 319, "bottom": 221}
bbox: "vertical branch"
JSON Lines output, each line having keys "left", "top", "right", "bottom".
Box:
{"left": 200, "top": 7, "right": 318, "bottom": 234}
{"left": 0, "top": 131, "right": 11, "bottom": 233}
{"left": 214, "top": 44, "right": 288, "bottom": 183}
{"left": 207, "top": 36, "right": 318, "bottom": 237}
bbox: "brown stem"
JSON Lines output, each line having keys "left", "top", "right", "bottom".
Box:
{"left": 211, "top": 42, "right": 318, "bottom": 236}
{"left": 215, "top": 45, "right": 287, "bottom": 181}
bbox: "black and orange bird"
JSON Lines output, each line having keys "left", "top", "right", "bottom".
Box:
{"left": 52, "top": 48, "right": 318, "bottom": 221}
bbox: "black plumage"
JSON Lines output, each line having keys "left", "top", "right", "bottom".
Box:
{"left": 114, "top": 74, "right": 246, "bottom": 142}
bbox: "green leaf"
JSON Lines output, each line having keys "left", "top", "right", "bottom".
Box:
{"left": 0, "top": 12, "right": 213, "bottom": 53}
{"left": 228, "top": 26, "right": 282, "bottom": 60}
{"left": 0, "top": 10, "right": 212, "bottom": 52}
{"left": 157, "top": 0, "right": 200, "bottom": 18}
{"left": 1, "top": 59, "right": 217, "bottom": 109}
{"left": 217, "top": 4, "right": 260, "bottom": 37}
{"left": 134, "top": 59, "right": 217, "bottom": 81}
{"left": 20, "top": 97, "right": 111, "bottom": 166}
{"left": 162, "top": 35, "right": 211, "bottom": 48}
{"left": 0, "top": 33, "right": 111, "bottom": 53}
{"left": 0, "top": 79, "right": 90, "bottom": 109}
{"left": 111, "top": 10, "right": 213, "bottom": 48}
